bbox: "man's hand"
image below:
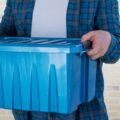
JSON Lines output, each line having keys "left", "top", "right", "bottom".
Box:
{"left": 81, "top": 30, "right": 112, "bottom": 60}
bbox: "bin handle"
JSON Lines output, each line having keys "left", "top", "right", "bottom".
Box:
{"left": 80, "top": 41, "right": 92, "bottom": 56}
{"left": 82, "top": 41, "right": 92, "bottom": 50}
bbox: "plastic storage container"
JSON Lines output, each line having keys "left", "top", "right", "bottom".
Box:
{"left": 0, "top": 37, "right": 96, "bottom": 114}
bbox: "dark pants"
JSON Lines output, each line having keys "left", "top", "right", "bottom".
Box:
{"left": 12, "top": 98, "right": 108, "bottom": 120}
{"left": 12, "top": 111, "right": 76, "bottom": 120}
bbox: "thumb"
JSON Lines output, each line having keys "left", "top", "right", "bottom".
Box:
{"left": 81, "top": 31, "right": 95, "bottom": 42}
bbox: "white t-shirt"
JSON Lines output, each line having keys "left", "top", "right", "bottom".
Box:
{"left": 31, "top": 0, "right": 69, "bottom": 38}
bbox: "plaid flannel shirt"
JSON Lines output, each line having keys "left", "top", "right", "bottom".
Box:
{"left": 0, "top": 0, "right": 120, "bottom": 119}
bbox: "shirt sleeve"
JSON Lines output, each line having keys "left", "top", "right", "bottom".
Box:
{"left": 0, "top": 0, "right": 17, "bottom": 36}
{"left": 95, "top": 0, "right": 120, "bottom": 64}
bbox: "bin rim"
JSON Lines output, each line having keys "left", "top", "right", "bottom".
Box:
{"left": 0, "top": 37, "right": 85, "bottom": 53}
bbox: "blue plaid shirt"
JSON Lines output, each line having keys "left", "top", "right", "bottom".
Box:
{"left": 0, "top": 0, "right": 120, "bottom": 119}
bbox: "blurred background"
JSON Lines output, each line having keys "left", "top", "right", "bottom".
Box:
{"left": 0, "top": 0, "right": 120, "bottom": 120}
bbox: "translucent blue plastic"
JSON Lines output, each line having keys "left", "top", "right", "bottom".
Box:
{"left": 0, "top": 37, "right": 96, "bottom": 114}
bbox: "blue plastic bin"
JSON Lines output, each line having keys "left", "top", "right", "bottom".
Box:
{"left": 0, "top": 37, "right": 96, "bottom": 114}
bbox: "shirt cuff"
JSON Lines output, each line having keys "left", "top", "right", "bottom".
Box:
{"left": 101, "top": 34, "right": 117, "bottom": 62}
{"left": 105, "top": 34, "right": 116, "bottom": 56}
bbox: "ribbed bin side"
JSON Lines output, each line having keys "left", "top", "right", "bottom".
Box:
{"left": 66, "top": 54, "right": 82, "bottom": 112}
{"left": 87, "top": 58, "right": 96, "bottom": 101}
{"left": 47, "top": 53, "right": 68, "bottom": 113}
{"left": 0, "top": 51, "right": 96, "bottom": 113}
{"left": 80, "top": 54, "right": 96, "bottom": 102}
{"left": 66, "top": 53, "right": 96, "bottom": 111}
{"left": 0, "top": 51, "right": 69, "bottom": 113}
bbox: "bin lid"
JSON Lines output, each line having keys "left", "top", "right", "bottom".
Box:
{"left": 0, "top": 37, "right": 84, "bottom": 53}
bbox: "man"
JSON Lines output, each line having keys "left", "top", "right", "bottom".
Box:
{"left": 0, "top": 0, "right": 120, "bottom": 120}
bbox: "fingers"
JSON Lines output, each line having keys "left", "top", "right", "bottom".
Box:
{"left": 87, "top": 50, "right": 102, "bottom": 60}
{"left": 81, "top": 30, "right": 111, "bottom": 60}
{"left": 81, "top": 31, "right": 95, "bottom": 42}
{"left": 89, "top": 50, "right": 105, "bottom": 60}
{"left": 81, "top": 31, "right": 99, "bottom": 59}
{"left": 87, "top": 43, "right": 102, "bottom": 59}
{"left": 87, "top": 47, "right": 101, "bottom": 56}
